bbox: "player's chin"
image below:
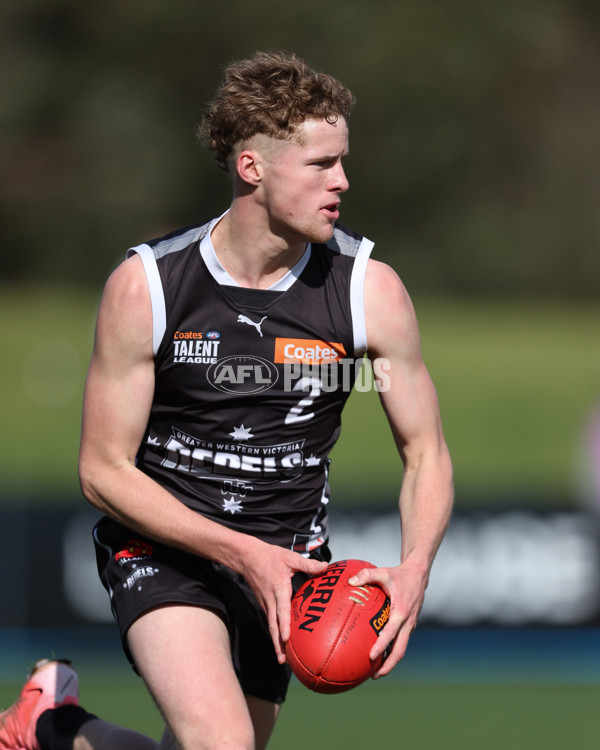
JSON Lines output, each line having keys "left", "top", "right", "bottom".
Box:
{"left": 310, "top": 223, "right": 336, "bottom": 244}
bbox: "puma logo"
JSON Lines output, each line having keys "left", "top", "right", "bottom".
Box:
{"left": 237, "top": 314, "right": 267, "bottom": 337}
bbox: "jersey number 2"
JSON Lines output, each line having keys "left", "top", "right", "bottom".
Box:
{"left": 284, "top": 377, "right": 322, "bottom": 425}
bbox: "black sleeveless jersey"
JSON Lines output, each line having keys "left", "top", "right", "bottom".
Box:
{"left": 128, "top": 216, "right": 374, "bottom": 556}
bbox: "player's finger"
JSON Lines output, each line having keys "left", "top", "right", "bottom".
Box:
{"left": 371, "top": 621, "right": 411, "bottom": 678}
{"left": 277, "top": 595, "right": 291, "bottom": 645}
{"left": 374, "top": 603, "right": 418, "bottom": 676}
{"left": 369, "top": 610, "right": 402, "bottom": 661}
{"left": 347, "top": 565, "right": 387, "bottom": 588}
{"left": 296, "top": 557, "right": 329, "bottom": 577}
{"left": 274, "top": 581, "right": 295, "bottom": 663}
{"left": 260, "top": 586, "right": 285, "bottom": 663}
{"left": 267, "top": 603, "right": 286, "bottom": 664}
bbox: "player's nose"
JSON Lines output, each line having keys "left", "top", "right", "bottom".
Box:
{"left": 330, "top": 162, "right": 349, "bottom": 193}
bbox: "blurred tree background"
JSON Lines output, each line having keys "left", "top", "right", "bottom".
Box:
{"left": 1, "top": 0, "right": 598, "bottom": 505}
{"left": 2, "top": 0, "right": 598, "bottom": 296}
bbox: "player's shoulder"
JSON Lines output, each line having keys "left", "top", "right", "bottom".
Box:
{"left": 364, "top": 259, "right": 420, "bottom": 356}
{"left": 105, "top": 252, "right": 148, "bottom": 299}
{"left": 91, "top": 253, "right": 153, "bottom": 357}
{"left": 365, "top": 258, "right": 413, "bottom": 310}
{"left": 99, "top": 253, "right": 151, "bottom": 324}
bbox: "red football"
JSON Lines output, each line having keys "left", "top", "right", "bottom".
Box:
{"left": 286, "top": 559, "right": 390, "bottom": 693}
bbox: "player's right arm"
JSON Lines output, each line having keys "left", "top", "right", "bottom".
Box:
{"left": 79, "top": 254, "right": 325, "bottom": 660}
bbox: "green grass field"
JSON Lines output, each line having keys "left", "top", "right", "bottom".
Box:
{"left": 0, "top": 284, "right": 597, "bottom": 508}
{"left": 1, "top": 679, "right": 598, "bottom": 749}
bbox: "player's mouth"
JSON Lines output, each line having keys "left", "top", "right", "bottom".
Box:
{"left": 321, "top": 202, "right": 340, "bottom": 220}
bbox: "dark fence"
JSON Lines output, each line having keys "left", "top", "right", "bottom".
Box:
{"left": 2, "top": 503, "right": 600, "bottom": 629}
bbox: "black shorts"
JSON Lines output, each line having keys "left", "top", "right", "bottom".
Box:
{"left": 93, "top": 516, "right": 327, "bottom": 704}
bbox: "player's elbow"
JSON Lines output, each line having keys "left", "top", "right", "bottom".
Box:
{"left": 78, "top": 449, "right": 109, "bottom": 513}
{"left": 78, "top": 464, "right": 99, "bottom": 512}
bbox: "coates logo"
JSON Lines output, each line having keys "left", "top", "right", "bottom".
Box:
{"left": 205, "top": 331, "right": 220, "bottom": 339}
{"left": 274, "top": 338, "right": 346, "bottom": 365}
{"left": 370, "top": 599, "right": 391, "bottom": 634}
{"left": 207, "top": 355, "right": 279, "bottom": 394}
{"left": 115, "top": 540, "right": 154, "bottom": 562}
{"left": 174, "top": 330, "right": 203, "bottom": 340}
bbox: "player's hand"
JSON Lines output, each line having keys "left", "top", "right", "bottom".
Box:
{"left": 348, "top": 560, "right": 428, "bottom": 678}
{"left": 241, "top": 540, "right": 328, "bottom": 664}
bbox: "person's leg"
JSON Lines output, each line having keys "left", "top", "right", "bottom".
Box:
{"left": 0, "top": 660, "right": 80, "bottom": 750}
{"left": 127, "top": 604, "right": 280, "bottom": 750}
{"left": 73, "top": 719, "right": 157, "bottom": 750}
{"left": 0, "top": 659, "right": 159, "bottom": 750}
{"left": 38, "top": 685, "right": 255, "bottom": 750}
{"left": 244, "top": 695, "right": 280, "bottom": 750}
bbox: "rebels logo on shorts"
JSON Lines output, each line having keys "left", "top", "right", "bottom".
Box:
{"left": 115, "top": 539, "right": 154, "bottom": 563}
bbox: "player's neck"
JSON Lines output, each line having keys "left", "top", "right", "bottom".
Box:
{"left": 210, "top": 205, "right": 307, "bottom": 290}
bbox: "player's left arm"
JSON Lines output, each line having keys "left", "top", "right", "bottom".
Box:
{"left": 348, "top": 259, "right": 454, "bottom": 678}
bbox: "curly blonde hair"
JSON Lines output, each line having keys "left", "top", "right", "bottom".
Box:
{"left": 199, "top": 50, "right": 355, "bottom": 171}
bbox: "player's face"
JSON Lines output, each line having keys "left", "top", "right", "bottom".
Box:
{"left": 260, "top": 117, "right": 350, "bottom": 246}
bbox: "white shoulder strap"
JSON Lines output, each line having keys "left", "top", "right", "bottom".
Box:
{"left": 349, "top": 236, "right": 374, "bottom": 355}
{"left": 129, "top": 243, "right": 166, "bottom": 356}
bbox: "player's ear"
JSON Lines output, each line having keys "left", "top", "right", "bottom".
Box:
{"left": 236, "top": 149, "right": 263, "bottom": 186}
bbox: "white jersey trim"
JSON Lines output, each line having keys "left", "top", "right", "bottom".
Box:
{"left": 130, "top": 242, "right": 167, "bottom": 356}
{"left": 200, "top": 217, "right": 312, "bottom": 292}
{"left": 129, "top": 221, "right": 371, "bottom": 356}
{"left": 350, "top": 236, "right": 374, "bottom": 354}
